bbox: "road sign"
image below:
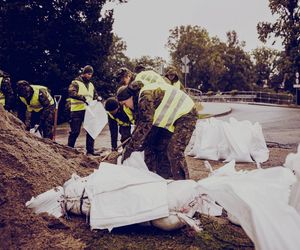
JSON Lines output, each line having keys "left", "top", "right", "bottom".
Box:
{"left": 181, "top": 65, "right": 189, "bottom": 74}
{"left": 181, "top": 55, "right": 190, "bottom": 65}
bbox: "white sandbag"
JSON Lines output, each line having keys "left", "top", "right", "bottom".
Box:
{"left": 151, "top": 179, "right": 222, "bottom": 232}
{"left": 223, "top": 118, "right": 253, "bottom": 162}
{"left": 83, "top": 100, "right": 108, "bottom": 139}
{"left": 30, "top": 125, "right": 42, "bottom": 138}
{"left": 197, "top": 164, "right": 300, "bottom": 250}
{"left": 118, "top": 151, "right": 149, "bottom": 171}
{"left": 189, "top": 117, "right": 269, "bottom": 163}
{"left": 250, "top": 122, "right": 269, "bottom": 163}
{"left": 189, "top": 118, "right": 221, "bottom": 160}
{"left": 86, "top": 163, "right": 168, "bottom": 231}
{"left": 284, "top": 144, "right": 300, "bottom": 214}
{"left": 63, "top": 173, "right": 90, "bottom": 216}
{"left": 25, "top": 187, "right": 64, "bottom": 218}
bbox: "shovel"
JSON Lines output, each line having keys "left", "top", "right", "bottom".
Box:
{"left": 100, "top": 137, "right": 131, "bottom": 162}
{"left": 52, "top": 95, "right": 62, "bottom": 141}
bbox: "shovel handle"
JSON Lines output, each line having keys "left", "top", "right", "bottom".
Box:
{"left": 100, "top": 137, "right": 131, "bottom": 161}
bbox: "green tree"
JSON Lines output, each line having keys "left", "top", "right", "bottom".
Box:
{"left": 0, "top": 0, "right": 125, "bottom": 101}
{"left": 131, "top": 56, "right": 166, "bottom": 73}
{"left": 257, "top": 0, "right": 300, "bottom": 90}
{"left": 252, "top": 47, "right": 281, "bottom": 88}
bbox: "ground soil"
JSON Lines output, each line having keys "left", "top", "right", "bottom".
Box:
{"left": 0, "top": 105, "right": 297, "bottom": 249}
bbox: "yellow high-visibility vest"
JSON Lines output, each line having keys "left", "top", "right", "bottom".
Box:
{"left": 0, "top": 77, "right": 5, "bottom": 106}
{"left": 19, "top": 85, "right": 54, "bottom": 112}
{"left": 135, "top": 70, "right": 167, "bottom": 86}
{"left": 69, "top": 80, "right": 95, "bottom": 111}
{"left": 139, "top": 83, "right": 194, "bottom": 132}
{"left": 107, "top": 106, "right": 135, "bottom": 126}
{"left": 173, "top": 80, "right": 182, "bottom": 89}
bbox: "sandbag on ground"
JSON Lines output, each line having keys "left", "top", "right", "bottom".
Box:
{"left": 189, "top": 117, "right": 269, "bottom": 163}
{"left": 197, "top": 161, "right": 300, "bottom": 250}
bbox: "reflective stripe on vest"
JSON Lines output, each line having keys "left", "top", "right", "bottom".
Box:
{"left": 20, "top": 85, "right": 54, "bottom": 112}
{"left": 0, "top": 77, "right": 5, "bottom": 106}
{"left": 107, "top": 106, "right": 134, "bottom": 126}
{"left": 135, "top": 70, "right": 167, "bottom": 86}
{"left": 139, "top": 83, "right": 194, "bottom": 132}
{"left": 70, "top": 80, "right": 95, "bottom": 111}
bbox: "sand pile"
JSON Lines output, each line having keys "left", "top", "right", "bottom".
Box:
{"left": 0, "top": 105, "right": 99, "bottom": 249}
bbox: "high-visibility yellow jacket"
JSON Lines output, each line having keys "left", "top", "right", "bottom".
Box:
{"left": 0, "top": 77, "right": 5, "bottom": 106}
{"left": 69, "top": 80, "right": 95, "bottom": 111}
{"left": 173, "top": 80, "right": 182, "bottom": 90}
{"left": 139, "top": 83, "right": 194, "bottom": 132}
{"left": 108, "top": 106, "right": 135, "bottom": 126}
{"left": 135, "top": 70, "right": 167, "bottom": 86}
{"left": 19, "top": 85, "right": 54, "bottom": 112}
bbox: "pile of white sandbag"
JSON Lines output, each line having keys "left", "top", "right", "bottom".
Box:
{"left": 284, "top": 144, "right": 300, "bottom": 215}
{"left": 189, "top": 117, "right": 269, "bottom": 163}
{"left": 197, "top": 160, "right": 300, "bottom": 250}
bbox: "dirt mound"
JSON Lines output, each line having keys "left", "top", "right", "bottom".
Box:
{"left": 0, "top": 106, "right": 99, "bottom": 249}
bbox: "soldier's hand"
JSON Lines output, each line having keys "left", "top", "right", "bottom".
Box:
{"left": 121, "top": 146, "right": 132, "bottom": 163}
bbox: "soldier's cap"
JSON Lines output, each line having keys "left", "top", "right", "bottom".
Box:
{"left": 134, "top": 64, "right": 146, "bottom": 73}
{"left": 165, "top": 66, "right": 178, "bottom": 77}
{"left": 16, "top": 80, "right": 30, "bottom": 89}
{"left": 116, "top": 85, "right": 134, "bottom": 102}
{"left": 82, "top": 65, "right": 94, "bottom": 74}
{"left": 104, "top": 97, "right": 119, "bottom": 112}
{"left": 115, "top": 67, "right": 131, "bottom": 84}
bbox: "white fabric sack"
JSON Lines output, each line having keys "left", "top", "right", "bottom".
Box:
{"left": 26, "top": 187, "right": 64, "bottom": 218}
{"left": 83, "top": 100, "right": 108, "bottom": 139}
{"left": 30, "top": 125, "right": 42, "bottom": 138}
{"left": 118, "top": 151, "right": 149, "bottom": 171}
{"left": 189, "top": 118, "right": 221, "bottom": 160}
{"left": 197, "top": 164, "right": 300, "bottom": 250}
{"left": 284, "top": 144, "right": 300, "bottom": 214}
{"left": 63, "top": 173, "right": 90, "bottom": 215}
{"left": 86, "top": 163, "right": 168, "bottom": 231}
{"left": 223, "top": 118, "right": 253, "bottom": 162}
{"left": 249, "top": 122, "right": 269, "bottom": 163}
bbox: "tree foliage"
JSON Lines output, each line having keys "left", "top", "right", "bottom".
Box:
{"left": 166, "top": 25, "right": 254, "bottom": 92}
{"left": 257, "top": 0, "right": 300, "bottom": 90}
{"left": 0, "top": 0, "right": 125, "bottom": 99}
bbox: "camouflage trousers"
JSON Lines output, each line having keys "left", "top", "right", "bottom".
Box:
{"left": 144, "top": 126, "right": 173, "bottom": 179}
{"left": 30, "top": 105, "right": 55, "bottom": 139}
{"left": 167, "top": 107, "right": 198, "bottom": 180}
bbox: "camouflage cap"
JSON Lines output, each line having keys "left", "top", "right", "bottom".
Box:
{"left": 82, "top": 65, "right": 94, "bottom": 74}
{"left": 115, "top": 67, "right": 131, "bottom": 84}
{"left": 116, "top": 85, "right": 133, "bottom": 102}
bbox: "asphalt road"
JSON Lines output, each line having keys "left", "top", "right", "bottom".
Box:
{"left": 56, "top": 103, "right": 300, "bottom": 152}
{"left": 218, "top": 103, "right": 300, "bottom": 146}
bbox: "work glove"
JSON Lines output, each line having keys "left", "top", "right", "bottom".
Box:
{"left": 121, "top": 146, "right": 133, "bottom": 164}
{"left": 97, "top": 96, "right": 103, "bottom": 102}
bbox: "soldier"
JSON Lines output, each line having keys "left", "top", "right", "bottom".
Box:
{"left": 115, "top": 66, "right": 167, "bottom": 87}
{"left": 165, "top": 66, "right": 185, "bottom": 90}
{"left": 0, "top": 70, "right": 14, "bottom": 111}
{"left": 104, "top": 97, "right": 133, "bottom": 151}
{"left": 16, "top": 80, "right": 55, "bottom": 139}
{"left": 67, "top": 65, "right": 101, "bottom": 156}
{"left": 116, "top": 81, "right": 198, "bottom": 180}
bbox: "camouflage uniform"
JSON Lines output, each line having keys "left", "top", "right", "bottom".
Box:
{"left": 67, "top": 76, "right": 99, "bottom": 153}
{"left": 18, "top": 85, "right": 55, "bottom": 139}
{"left": 123, "top": 84, "right": 197, "bottom": 179}
{"left": 108, "top": 105, "right": 132, "bottom": 150}
{"left": 0, "top": 73, "right": 14, "bottom": 111}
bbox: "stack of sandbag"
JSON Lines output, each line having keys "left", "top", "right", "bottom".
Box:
{"left": 189, "top": 117, "right": 269, "bottom": 163}
{"left": 197, "top": 160, "right": 300, "bottom": 250}
{"left": 284, "top": 144, "right": 300, "bottom": 215}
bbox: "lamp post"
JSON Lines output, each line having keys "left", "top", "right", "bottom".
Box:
{"left": 295, "top": 72, "right": 300, "bottom": 105}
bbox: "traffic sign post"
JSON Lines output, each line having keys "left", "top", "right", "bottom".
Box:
{"left": 294, "top": 72, "right": 300, "bottom": 105}
{"left": 181, "top": 55, "right": 190, "bottom": 88}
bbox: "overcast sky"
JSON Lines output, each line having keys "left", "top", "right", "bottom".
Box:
{"left": 104, "top": 0, "right": 282, "bottom": 61}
